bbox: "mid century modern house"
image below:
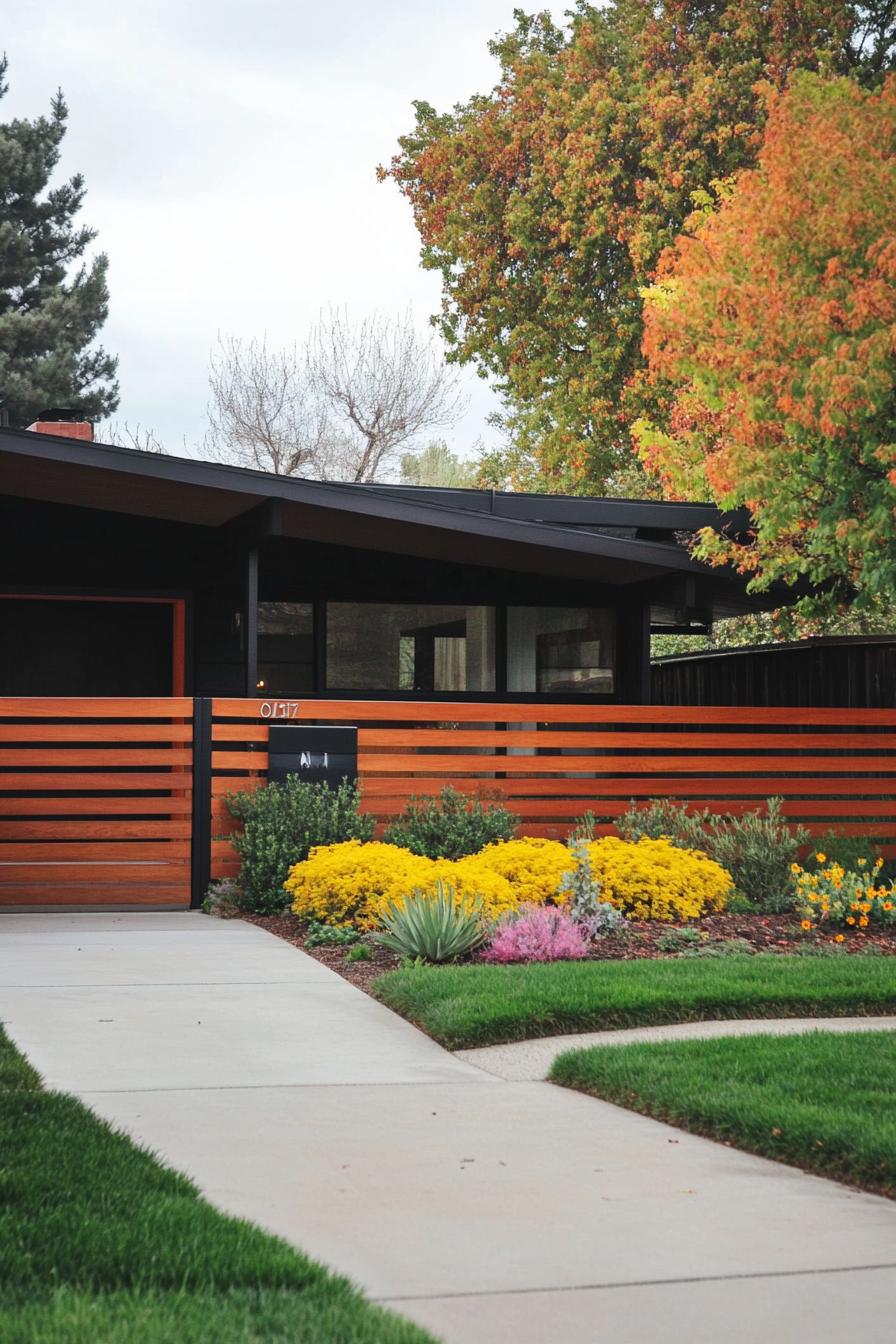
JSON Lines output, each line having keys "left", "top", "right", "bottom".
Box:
{"left": 3, "top": 414, "right": 895, "bottom": 912}
{"left": 1, "top": 413, "right": 783, "bottom": 703}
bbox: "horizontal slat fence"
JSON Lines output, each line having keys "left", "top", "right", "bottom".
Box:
{"left": 210, "top": 698, "right": 896, "bottom": 880}
{"left": 0, "top": 698, "right": 193, "bottom": 907}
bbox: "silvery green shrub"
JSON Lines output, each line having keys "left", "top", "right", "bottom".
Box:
{"left": 559, "top": 839, "right": 624, "bottom": 937}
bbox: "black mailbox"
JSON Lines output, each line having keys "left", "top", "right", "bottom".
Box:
{"left": 267, "top": 725, "right": 358, "bottom": 788}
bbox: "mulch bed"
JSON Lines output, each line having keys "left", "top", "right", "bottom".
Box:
{"left": 242, "top": 913, "right": 403, "bottom": 990}
{"left": 243, "top": 910, "right": 896, "bottom": 992}
{"left": 590, "top": 912, "right": 896, "bottom": 961}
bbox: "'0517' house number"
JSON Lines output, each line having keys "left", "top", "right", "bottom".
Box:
{"left": 259, "top": 700, "right": 300, "bottom": 719}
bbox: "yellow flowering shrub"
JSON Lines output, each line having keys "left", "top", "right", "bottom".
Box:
{"left": 284, "top": 840, "right": 433, "bottom": 928}
{"left": 793, "top": 855, "right": 896, "bottom": 930}
{"left": 473, "top": 837, "right": 573, "bottom": 906}
{"left": 585, "top": 836, "right": 732, "bottom": 921}
{"left": 285, "top": 840, "right": 519, "bottom": 929}
{"left": 431, "top": 855, "right": 518, "bottom": 922}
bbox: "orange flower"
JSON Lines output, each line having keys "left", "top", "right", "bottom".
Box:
{"left": 846, "top": 916, "right": 856, "bottom": 925}
{"left": 800, "top": 919, "right": 812, "bottom": 931}
{"left": 859, "top": 916, "right": 869, "bottom": 928}
{"left": 884, "top": 902, "right": 893, "bottom": 912}
{"left": 834, "top": 934, "right": 845, "bottom": 943}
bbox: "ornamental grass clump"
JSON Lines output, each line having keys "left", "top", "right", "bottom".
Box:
{"left": 481, "top": 905, "right": 589, "bottom": 964}
{"left": 372, "top": 881, "right": 486, "bottom": 963}
{"left": 586, "top": 836, "right": 732, "bottom": 921}
{"left": 794, "top": 854, "right": 896, "bottom": 931}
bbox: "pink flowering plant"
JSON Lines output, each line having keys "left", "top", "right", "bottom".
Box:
{"left": 480, "top": 904, "right": 589, "bottom": 964}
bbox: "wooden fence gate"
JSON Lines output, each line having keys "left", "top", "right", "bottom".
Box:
{"left": 0, "top": 698, "right": 194, "bottom": 908}
{"left": 3, "top": 696, "right": 896, "bottom": 909}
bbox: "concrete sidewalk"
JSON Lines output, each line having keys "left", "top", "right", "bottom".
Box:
{"left": 457, "top": 1014, "right": 896, "bottom": 1081}
{"left": 2, "top": 912, "right": 895, "bottom": 1344}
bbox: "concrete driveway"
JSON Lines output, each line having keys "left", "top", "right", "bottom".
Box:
{"left": 2, "top": 911, "right": 894, "bottom": 1344}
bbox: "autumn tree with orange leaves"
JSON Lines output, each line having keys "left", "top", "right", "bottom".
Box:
{"left": 380, "top": 1, "right": 894, "bottom": 492}
{"left": 636, "top": 72, "right": 896, "bottom": 609}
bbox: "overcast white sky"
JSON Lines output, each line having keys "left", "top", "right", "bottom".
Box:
{"left": 4, "top": 0, "right": 562, "bottom": 457}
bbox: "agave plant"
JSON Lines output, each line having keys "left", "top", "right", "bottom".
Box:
{"left": 372, "top": 881, "right": 485, "bottom": 963}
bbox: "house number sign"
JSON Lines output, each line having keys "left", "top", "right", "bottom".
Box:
{"left": 266, "top": 724, "right": 358, "bottom": 787}
{"left": 259, "top": 700, "right": 300, "bottom": 719}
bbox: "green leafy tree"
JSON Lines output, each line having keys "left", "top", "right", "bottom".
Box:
{"left": 0, "top": 57, "right": 118, "bottom": 427}
{"left": 380, "top": 2, "right": 894, "bottom": 493}
{"left": 400, "top": 438, "right": 476, "bottom": 487}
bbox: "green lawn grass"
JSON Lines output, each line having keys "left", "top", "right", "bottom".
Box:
{"left": 372, "top": 954, "right": 896, "bottom": 1049}
{"left": 0, "top": 1025, "right": 433, "bottom": 1343}
{"left": 549, "top": 1030, "right": 896, "bottom": 1197}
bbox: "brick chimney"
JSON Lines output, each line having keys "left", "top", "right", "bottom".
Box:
{"left": 26, "top": 408, "right": 94, "bottom": 441}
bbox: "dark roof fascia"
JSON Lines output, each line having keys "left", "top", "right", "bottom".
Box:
{"left": 360, "top": 482, "right": 746, "bottom": 534}
{"left": 0, "top": 428, "right": 745, "bottom": 583}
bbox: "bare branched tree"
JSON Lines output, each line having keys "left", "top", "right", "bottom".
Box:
{"left": 204, "top": 336, "right": 333, "bottom": 475}
{"left": 203, "top": 311, "right": 464, "bottom": 482}
{"left": 307, "top": 308, "right": 465, "bottom": 482}
{"left": 101, "top": 421, "right": 166, "bottom": 454}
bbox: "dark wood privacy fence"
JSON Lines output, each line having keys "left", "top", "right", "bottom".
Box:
{"left": 209, "top": 698, "right": 896, "bottom": 881}
{"left": 0, "top": 698, "right": 193, "bottom": 907}
{"left": 2, "top": 696, "right": 896, "bottom": 907}
{"left": 652, "top": 636, "right": 896, "bottom": 708}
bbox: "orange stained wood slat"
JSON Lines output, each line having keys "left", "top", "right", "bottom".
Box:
{"left": 0, "top": 722, "right": 194, "bottom": 742}
{"left": 354, "top": 752, "right": 896, "bottom": 775}
{"left": 0, "top": 861, "right": 189, "bottom": 879}
{"left": 0, "top": 749, "right": 192, "bottom": 767}
{"left": 210, "top": 697, "right": 896, "bottom": 726}
{"left": 0, "top": 698, "right": 193, "bottom": 717}
{"left": 355, "top": 729, "right": 896, "bottom": 751}
{"left": 0, "top": 841, "right": 191, "bottom": 861}
{"left": 356, "top": 775, "right": 896, "bottom": 797}
{"left": 0, "top": 820, "right": 192, "bottom": 839}
{"left": 0, "top": 886, "right": 189, "bottom": 905}
{"left": 211, "top": 722, "right": 896, "bottom": 751}
{"left": 0, "top": 773, "right": 193, "bottom": 792}
{"left": 0, "top": 797, "right": 193, "bottom": 815}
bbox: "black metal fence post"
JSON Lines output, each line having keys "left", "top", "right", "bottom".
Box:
{"left": 191, "top": 696, "right": 213, "bottom": 908}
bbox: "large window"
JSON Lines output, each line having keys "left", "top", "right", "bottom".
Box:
{"left": 327, "top": 604, "right": 495, "bottom": 692}
{"left": 257, "top": 602, "right": 314, "bottom": 696}
{"left": 507, "top": 607, "right": 615, "bottom": 694}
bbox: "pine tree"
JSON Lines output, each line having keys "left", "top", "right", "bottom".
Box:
{"left": 0, "top": 56, "right": 118, "bottom": 427}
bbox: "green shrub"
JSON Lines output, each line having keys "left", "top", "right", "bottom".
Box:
{"left": 656, "top": 926, "right": 703, "bottom": 953}
{"left": 806, "top": 830, "right": 884, "bottom": 874}
{"left": 372, "top": 881, "right": 486, "bottom": 962}
{"left": 383, "top": 786, "right": 518, "bottom": 859}
{"left": 226, "top": 776, "right": 375, "bottom": 914}
{"left": 202, "top": 878, "right": 244, "bottom": 918}
{"left": 618, "top": 797, "right": 808, "bottom": 913}
{"left": 304, "top": 920, "right": 360, "bottom": 948}
{"left": 681, "top": 937, "right": 755, "bottom": 958}
{"left": 345, "top": 943, "right": 372, "bottom": 964}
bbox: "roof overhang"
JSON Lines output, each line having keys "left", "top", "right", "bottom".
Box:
{"left": 0, "top": 427, "right": 788, "bottom": 607}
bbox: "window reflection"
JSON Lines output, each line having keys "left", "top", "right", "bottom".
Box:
{"left": 327, "top": 604, "right": 495, "bottom": 692}
{"left": 507, "top": 607, "right": 615, "bottom": 694}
